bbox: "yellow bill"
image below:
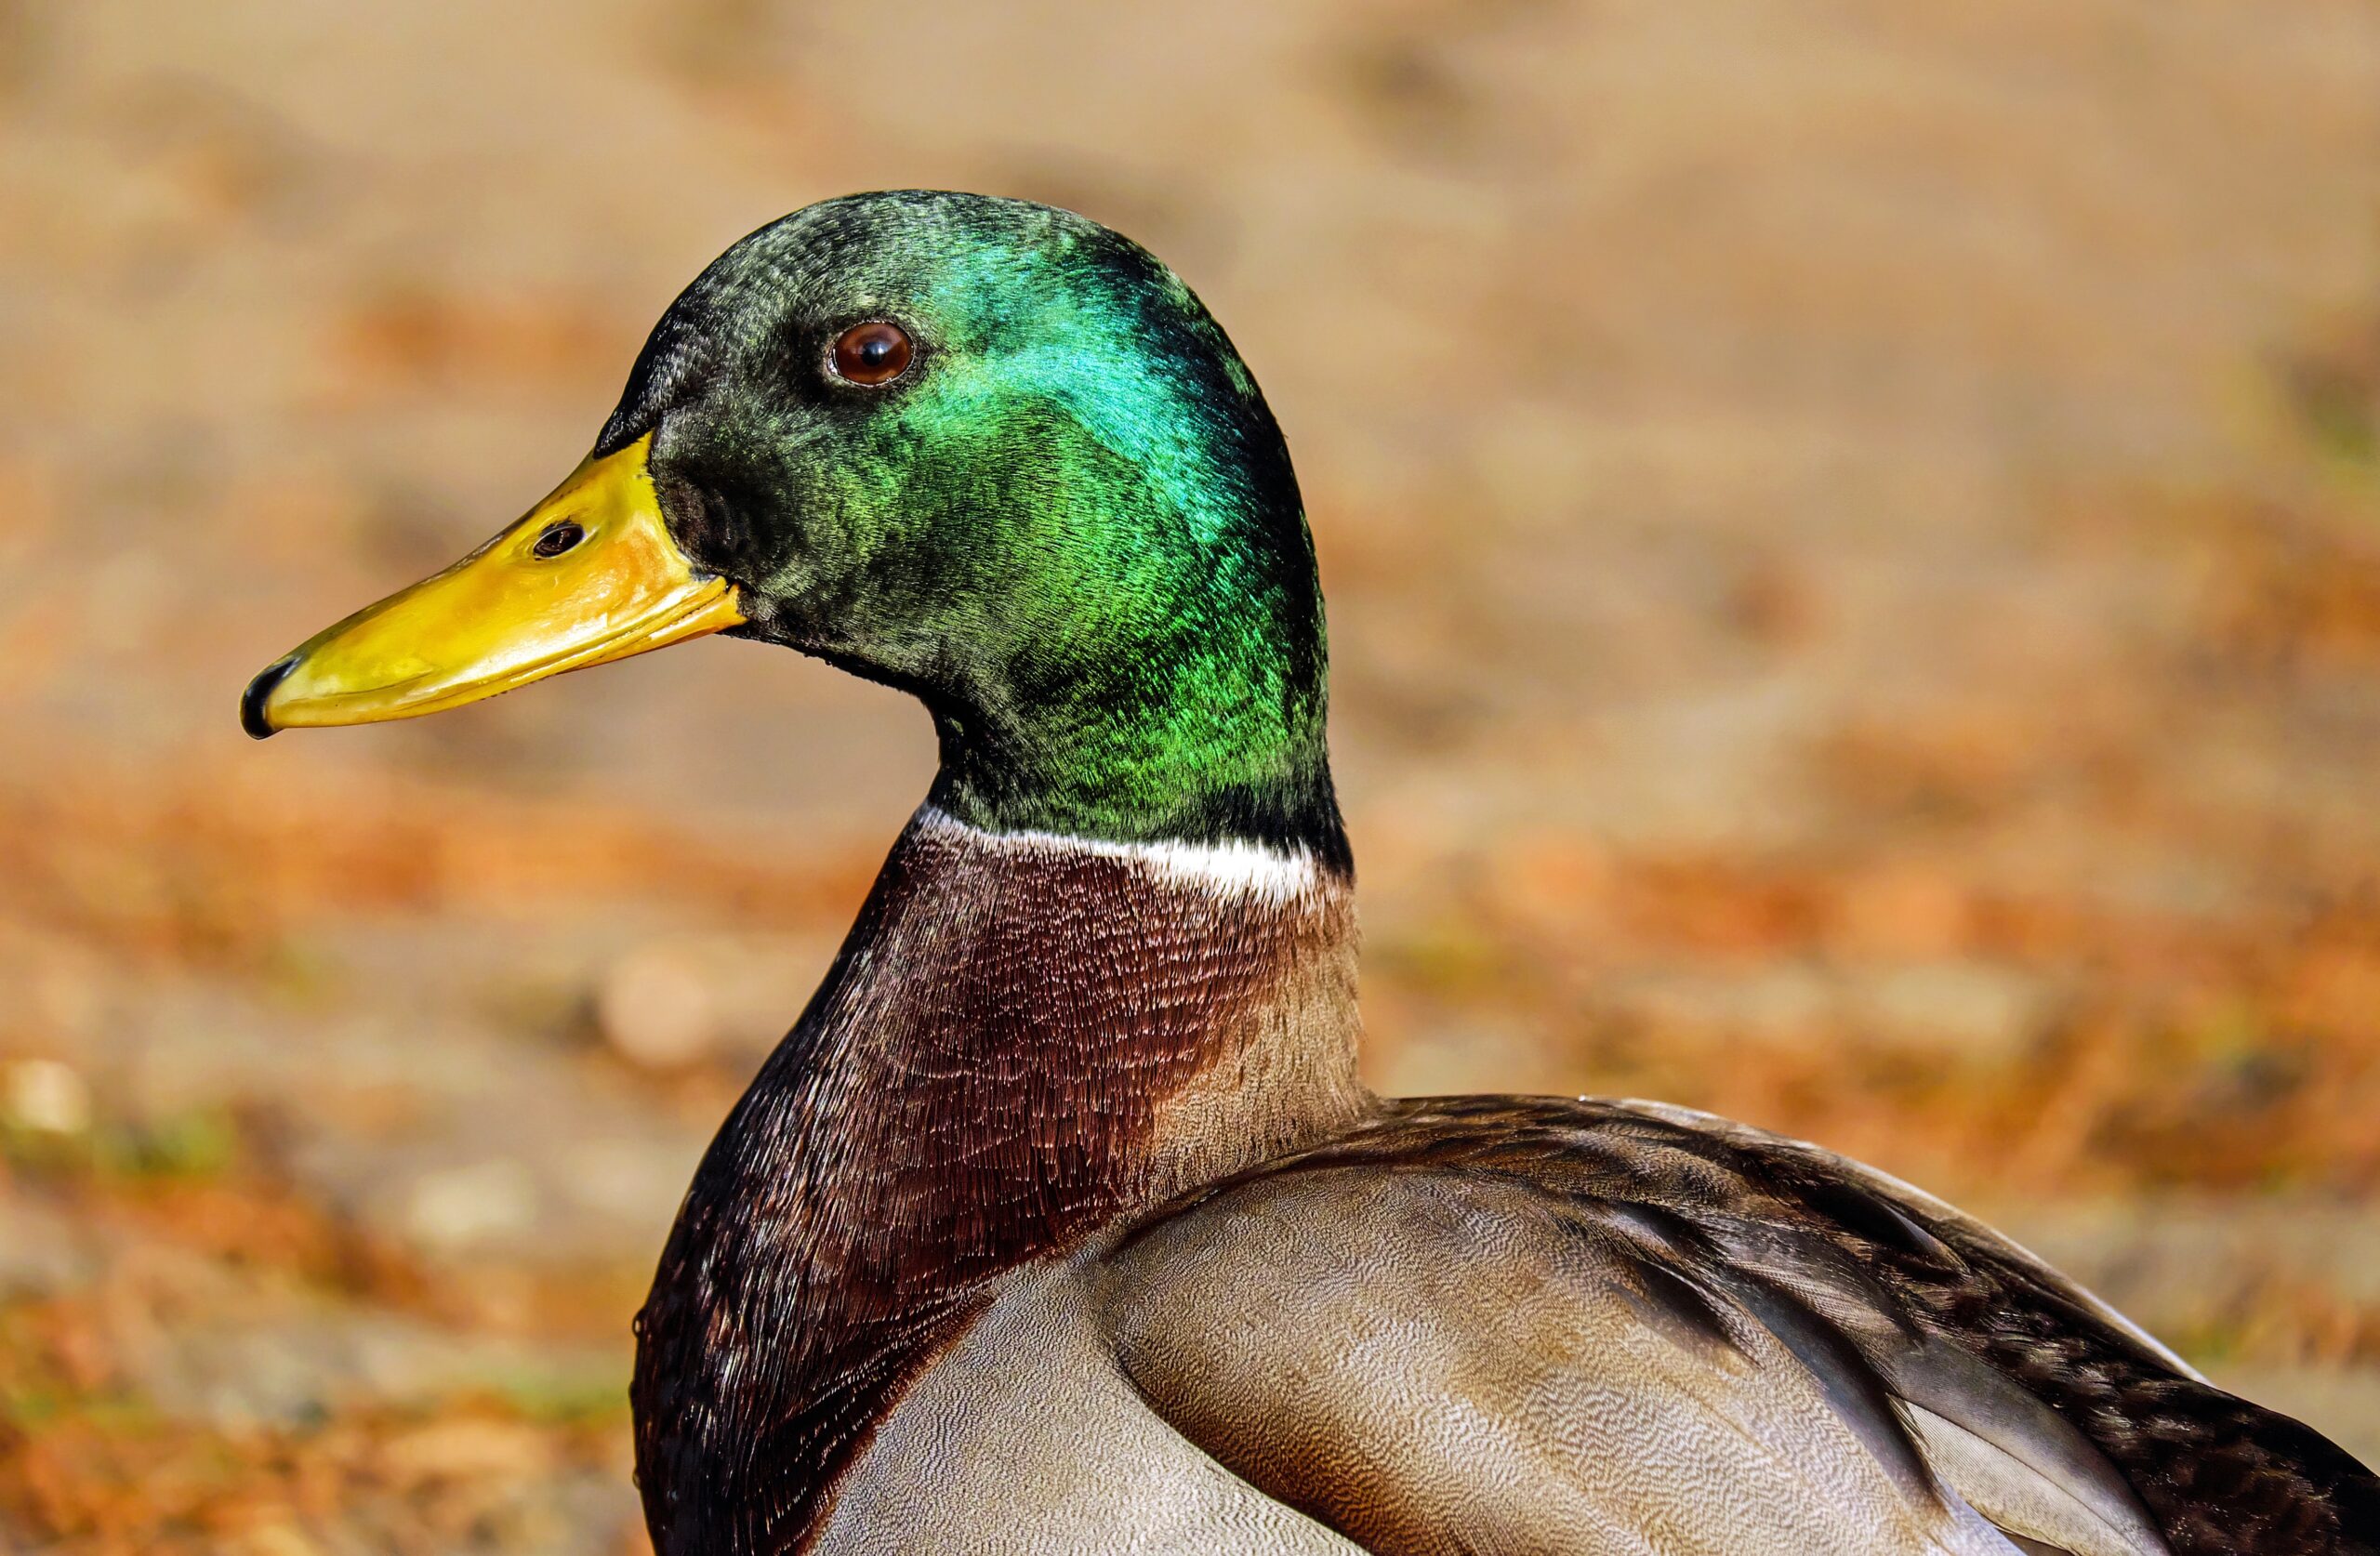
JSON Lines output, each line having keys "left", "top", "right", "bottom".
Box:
{"left": 242, "top": 434, "right": 742, "bottom": 738}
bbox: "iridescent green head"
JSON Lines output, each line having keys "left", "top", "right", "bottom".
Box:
{"left": 244, "top": 191, "right": 1347, "bottom": 869}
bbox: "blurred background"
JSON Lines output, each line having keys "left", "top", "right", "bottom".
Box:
{"left": 3, "top": 1, "right": 2377, "bottom": 1549}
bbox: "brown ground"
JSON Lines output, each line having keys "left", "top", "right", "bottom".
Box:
{"left": 3, "top": 2, "right": 2378, "bottom": 1550}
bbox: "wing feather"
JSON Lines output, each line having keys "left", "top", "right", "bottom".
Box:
{"left": 1093, "top": 1098, "right": 2376, "bottom": 1556}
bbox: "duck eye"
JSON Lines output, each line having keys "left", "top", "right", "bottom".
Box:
{"left": 532, "top": 521, "right": 585, "bottom": 559}
{"left": 830, "top": 321, "right": 913, "bottom": 387}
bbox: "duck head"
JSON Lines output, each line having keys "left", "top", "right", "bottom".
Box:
{"left": 244, "top": 191, "right": 1345, "bottom": 864}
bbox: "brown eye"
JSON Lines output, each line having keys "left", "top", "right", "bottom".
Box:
{"left": 532, "top": 521, "right": 584, "bottom": 559}
{"left": 831, "top": 321, "right": 913, "bottom": 387}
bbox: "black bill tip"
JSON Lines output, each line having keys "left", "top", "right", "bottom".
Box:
{"left": 241, "top": 657, "right": 295, "bottom": 740}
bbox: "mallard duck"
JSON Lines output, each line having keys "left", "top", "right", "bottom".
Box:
{"left": 243, "top": 191, "right": 2376, "bottom": 1556}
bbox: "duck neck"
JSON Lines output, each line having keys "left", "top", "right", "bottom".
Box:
{"left": 632, "top": 804, "right": 1367, "bottom": 1555}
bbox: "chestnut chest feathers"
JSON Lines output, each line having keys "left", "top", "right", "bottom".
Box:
{"left": 629, "top": 811, "right": 1365, "bottom": 1554}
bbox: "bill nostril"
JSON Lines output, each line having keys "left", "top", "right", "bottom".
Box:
{"left": 241, "top": 656, "right": 297, "bottom": 740}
